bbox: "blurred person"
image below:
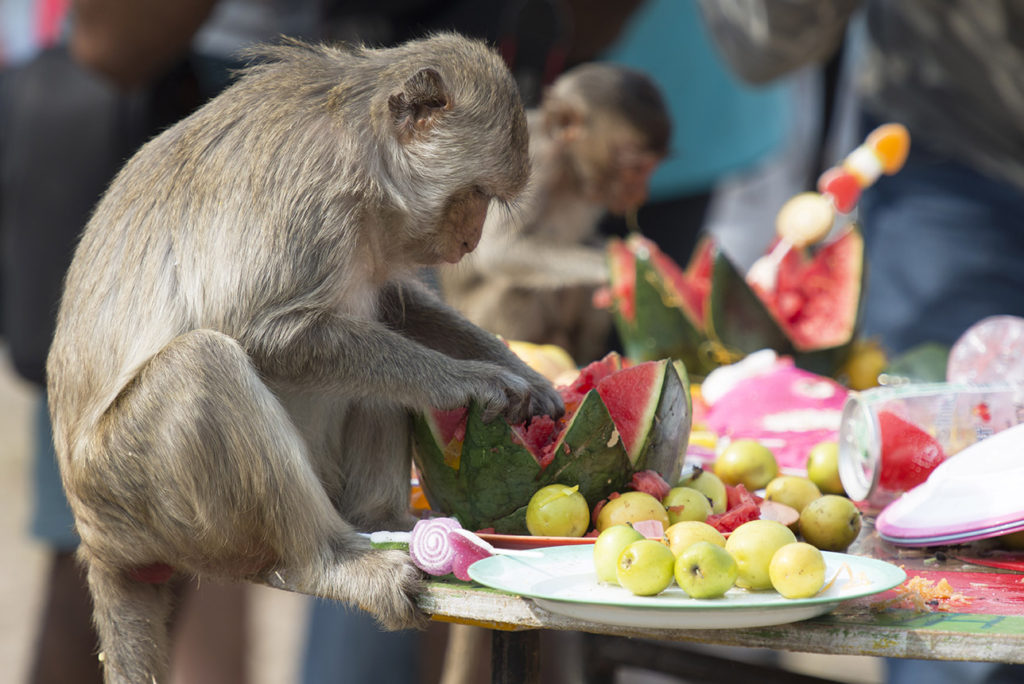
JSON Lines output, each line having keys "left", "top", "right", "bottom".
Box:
{"left": 697, "top": 2, "right": 1024, "bottom": 684}
{"left": 698, "top": 0, "right": 1024, "bottom": 358}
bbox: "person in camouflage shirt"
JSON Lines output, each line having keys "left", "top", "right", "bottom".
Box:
{"left": 696, "top": 3, "right": 1024, "bottom": 684}
{"left": 696, "top": 1, "right": 1024, "bottom": 361}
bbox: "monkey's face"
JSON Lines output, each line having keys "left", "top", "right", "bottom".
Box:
{"left": 574, "top": 125, "right": 663, "bottom": 216}
{"left": 603, "top": 146, "right": 662, "bottom": 215}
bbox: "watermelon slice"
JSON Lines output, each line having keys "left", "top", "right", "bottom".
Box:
{"left": 877, "top": 410, "right": 946, "bottom": 492}
{"left": 596, "top": 360, "right": 666, "bottom": 464}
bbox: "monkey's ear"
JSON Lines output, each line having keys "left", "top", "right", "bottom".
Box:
{"left": 388, "top": 68, "right": 450, "bottom": 142}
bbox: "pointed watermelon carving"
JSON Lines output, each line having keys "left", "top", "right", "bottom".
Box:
{"left": 602, "top": 227, "right": 866, "bottom": 378}
{"left": 411, "top": 352, "right": 690, "bottom": 534}
{"left": 601, "top": 235, "right": 717, "bottom": 376}
{"left": 596, "top": 360, "right": 666, "bottom": 465}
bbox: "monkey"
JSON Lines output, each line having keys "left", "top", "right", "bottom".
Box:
{"left": 437, "top": 62, "right": 670, "bottom": 363}
{"left": 45, "top": 33, "right": 564, "bottom": 684}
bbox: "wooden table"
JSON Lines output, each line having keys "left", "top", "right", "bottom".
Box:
{"left": 417, "top": 523, "right": 1024, "bottom": 683}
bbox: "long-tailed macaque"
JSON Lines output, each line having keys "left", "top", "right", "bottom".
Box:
{"left": 438, "top": 62, "right": 670, "bottom": 363}
{"left": 46, "top": 34, "right": 564, "bottom": 683}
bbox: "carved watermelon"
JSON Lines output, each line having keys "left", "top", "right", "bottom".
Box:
{"left": 602, "top": 235, "right": 718, "bottom": 376}
{"left": 602, "top": 227, "right": 865, "bottom": 378}
{"left": 411, "top": 352, "right": 690, "bottom": 534}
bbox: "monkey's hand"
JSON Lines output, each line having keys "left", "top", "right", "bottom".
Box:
{"left": 439, "top": 359, "right": 563, "bottom": 425}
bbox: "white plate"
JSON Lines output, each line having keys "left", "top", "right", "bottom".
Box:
{"left": 877, "top": 423, "right": 1024, "bottom": 546}
{"left": 467, "top": 545, "right": 905, "bottom": 630}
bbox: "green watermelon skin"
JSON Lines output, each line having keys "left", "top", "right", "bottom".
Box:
{"left": 538, "top": 390, "right": 633, "bottom": 508}
{"left": 641, "top": 360, "right": 691, "bottom": 481}
{"left": 708, "top": 248, "right": 794, "bottom": 360}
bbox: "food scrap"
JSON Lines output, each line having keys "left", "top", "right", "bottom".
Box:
{"left": 871, "top": 572, "right": 974, "bottom": 613}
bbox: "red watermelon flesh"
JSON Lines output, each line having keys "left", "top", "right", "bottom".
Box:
{"left": 509, "top": 414, "right": 560, "bottom": 468}
{"left": 431, "top": 407, "right": 468, "bottom": 445}
{"left": 508, "top": 352, "right": 624, "bottom": 466}
{"left": 641, "top": 234, "right": 714, "bottom": 327}
{"left": 877, "top": 410, "right": 947, "bottom": 491}
{"left": 595, "top": 360, "right": 667, "bottom": 464}
{"left": 427, "top": 406, "right": 469, "bottom": 467}
{"left": 559, "top": 351, "right": 622, "bottom": 413}
{"left": 603, "top": 239, "right": 637, "bottom": 322}
{"left": 750, "top": 228, "right": 863, "bottom": 351}
{"left": 706, "top": 484, "right": 762, "bottom": 533}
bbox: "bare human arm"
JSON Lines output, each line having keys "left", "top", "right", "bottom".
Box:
{"left": 696, "top": 0, "right": 862, "bottom": 84}
{"left": 70, "top": 0, "right": 219, "bottom": 89}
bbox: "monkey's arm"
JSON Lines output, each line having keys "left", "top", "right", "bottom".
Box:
{"left": 238, "top": 298, "right": 561, "bottom": 423}
{"left": 379, "top": 279, "right": 565, "bottom": 417}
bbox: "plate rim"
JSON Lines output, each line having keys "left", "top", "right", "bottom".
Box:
{"left": 467, "top": 544, "right": 906, "bottom": 613}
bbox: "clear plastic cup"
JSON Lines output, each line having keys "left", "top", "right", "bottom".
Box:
{"left": 838, "top": 382, "right": 1024, "bottom": 511}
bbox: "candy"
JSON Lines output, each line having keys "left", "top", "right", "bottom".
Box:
{"left": 775, "top": 192, "right": 835, "bottom": 248}
{"left": 866, "top": 123, "right": 911, "bottom": 175}
{"left": 841, "top": 145, "right": 884, "bottom": 188}
{"left": 818, "top": 167, "right": 861, "bottom": 214}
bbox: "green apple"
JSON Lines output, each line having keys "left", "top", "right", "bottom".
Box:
{"left": 674, "top": 541, "right": 738, "bottom": 599}
{"left": 592, "top": 524, "right": 645, "bottom": 584}
{"left": 714, "top": 439, "right": 778, "bottom": 491}
{"left": 596, "top": 491, "right": 670, "bottom": 532}
{"left": 764, "top": 476, "right": 821, "bottom": 514}
{"left": 665, "top": 520, "right": 727, "bottom": 558}
{"left": 615, "top": 539, "right": 676, "bottom": 596}
{"left": 799, "top": 495, "right": 862, "bottom": 552}
{"left": 676, "top": 467, "right": 728, "bottom": 514}
{"left": 806, "top": 441, "right": 845, "bottom": 495}
{"left": 769, "top": 542, "right": 827, "bottom": 599}
{"left": 662, "top": 486, "right": 712, "bottom": 525}
{"left": 724, "top": 519, "right": 797, "bottom": 590}
{"left": 525, "top": 484, "right": 590, "bottom": 537}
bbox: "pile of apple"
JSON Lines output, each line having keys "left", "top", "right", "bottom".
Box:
{"left": 580, "top": 437, "right": 863, "bottom": 600}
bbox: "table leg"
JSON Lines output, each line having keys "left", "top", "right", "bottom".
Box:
{"left": 491, "top": 630, "right": 539, "bottom": 684}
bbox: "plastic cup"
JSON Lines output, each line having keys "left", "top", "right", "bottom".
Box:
{"left": 838, "top": 382, "right": 1024, "bottom": 511}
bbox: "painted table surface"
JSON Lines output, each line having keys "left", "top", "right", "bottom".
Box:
{"left": 417, "top": 521, "right": 1024, "bottom": 665}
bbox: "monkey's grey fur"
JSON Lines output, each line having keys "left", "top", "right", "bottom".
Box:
{"left": 47, "top": 33, "right": 563, "bottom": 683}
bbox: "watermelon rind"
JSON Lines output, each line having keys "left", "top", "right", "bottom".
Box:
{"left": 456, "top": 401, "right": 547, "bottom": 531}
{"left": 637, "top": 360, "right": 691, "bottom": 483}
{"left": 707, "top": 249, "right": 794, "bottom": 361}
{"left": 412, "top": 401, "right": 542, "bottom": 532}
